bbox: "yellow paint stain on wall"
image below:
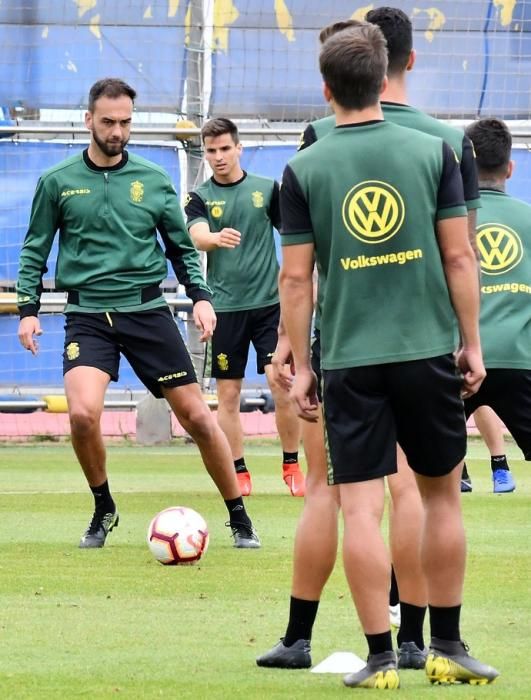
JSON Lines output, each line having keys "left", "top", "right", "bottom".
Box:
{"left": 494, "top": 0, "right": 516, "bottom": 26}
{"left": 413, "top": 7, "right": 446, "bottom": 43}
{"left": 213, "top": 0, "right": 239, "bottom": 52}
{"left": 89, "top": 14, "right": 102, "bottom": 40}
{"left": 275, "top": 0, "right": 295, "bottom": 42}
{"left": 74, "top": 0, "right": 98, "bottom": 19}
{"left": 168, "top": 0, "right": 180, "bottom": 18}
{"left": 184, "top": 1, "right": 191, "bottom": 43}
{"left": 351, "top": 5, "right": 374, "bottom": 21}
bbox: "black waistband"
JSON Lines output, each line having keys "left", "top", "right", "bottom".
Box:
{"left": 67, "top": 285, "right": 162, "bottom": 306}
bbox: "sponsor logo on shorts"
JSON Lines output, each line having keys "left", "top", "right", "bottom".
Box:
{"left": 157, "top": 371, "right": 188, "bottom": 382}
{"left": 477, "top": 223, "right": 523, "bottom": 275}
{"left": 61, "top": 188, "right": 91, "bottom": 198}
{"left": 217, "top": 353, "right": 229, "bottom": 371}
{"left": 66, "top": 342, "right": 80, "bottom": 360}
{"left": 251, "top": 191, "right": 264, "bottom": 208}
{"left": 342, "top": 180, "right": 405, "bottom": 244}
{"left": 130, "top": 180, "right": 144, "bottom": 203}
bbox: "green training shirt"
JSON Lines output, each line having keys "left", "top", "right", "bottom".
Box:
{"left": 281, "top": 120, "right": 467, "bottom": 370}
{"left": 300, "top": 102, "right": 480, "bottom": 210}
{"left": 476, "top": 189, "right": 531, "bottom": 369}
{"left": 17, "top": 149, "right": 211, "bottom": 316}
{"left": 185, "top": 172, "right": 280, "bottom": 312}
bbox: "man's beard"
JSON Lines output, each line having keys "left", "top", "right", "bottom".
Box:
{"left": 92, "top": 130, "right": 129, "bottom": 157}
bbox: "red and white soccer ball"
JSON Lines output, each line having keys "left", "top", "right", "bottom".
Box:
{"left": 147, "top": 506, "right": 209, "bottom": 565}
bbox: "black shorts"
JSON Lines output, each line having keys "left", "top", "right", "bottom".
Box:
{"left": 311, "top": 329, "right": 322, "bottom": 403}
{"left": 465, "top": 368, "right": 531, "bottom": 460}
{"left": 63, "top": 308, "right": 197, "bottom": 398}
{"left": 322, "top": 354, "right": 466, "bottom": 484}
{"left": 204, "top": 303, "right": 280, "bottom": 379}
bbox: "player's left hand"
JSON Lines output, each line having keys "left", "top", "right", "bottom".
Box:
{"left": 193, "top": 300, "right": 216, "bottom": 342}
{"left": 271, "top": 333, "right": 295, "bottom": 392}
{"left": 290, "top": 366, "right": 319, "bottom": 422}
{"left": 456, "top": 345, "right": 485, "bottom": 398}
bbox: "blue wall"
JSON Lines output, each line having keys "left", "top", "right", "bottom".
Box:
{"left": 2, "top": 139, "right": 531, "bottom": 390}
{"left": 1, "top": 1, "right": 530, "bottom": 119}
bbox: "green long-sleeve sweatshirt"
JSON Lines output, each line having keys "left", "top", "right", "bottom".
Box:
{"left": 17, "top": 149, "right": 211, "bottom": 316}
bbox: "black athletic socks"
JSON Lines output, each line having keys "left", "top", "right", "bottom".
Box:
{"left": 224, "top": 496, "right": 251, "bottom": 527}
{"left": 491, "top": 455, "right": 509, "bottom": 472}
{"left": 389, "top": 566, "right": 399, "bottom": 607}
{"left": 283, "top": 451, "right": 299, "bottom": 465}
{"left": 283, "top": 597, "right": 320, "bottom": 646}
{"left": 366, "top": 631, "right": 394, "bottom": 656}
{"left": 429, "top": 604, "right": 461, "bottom": 642}
{"left": 234, "top": 457, "right": 248, "bottom": 473}
{"left": 90, "top": 480, "right": 115, "bottom": 514}
{"left": 397, "top": 602, "right": 426, "bottom": 650}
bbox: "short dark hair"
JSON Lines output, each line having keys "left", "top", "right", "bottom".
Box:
{"left": 365, "top": 6, "right": 412, "bottom": 76}
{"left": 88, "top": 78, "right": 136, "bottom": 111}
{"left": 319, "top": 19, "right": 364, "bottom": 44}
{"left": 319, "top": 24, "right": 388, "bottom": 111}
{"left": 201, "top": 117, "right": 239, "bottom": 144}
{"left": 465, "top": 118, "right": 512, "bottom": 177}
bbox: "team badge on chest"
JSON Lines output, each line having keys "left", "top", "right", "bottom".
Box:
{"left": 251, "top": 191, "right": 264, "bottom": 208}
{"left": 130, "top": 180, "right": 144, "bottom": 203}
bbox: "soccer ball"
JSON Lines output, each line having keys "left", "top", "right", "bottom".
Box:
{"left": 147, "top": 506, "right": 209, "bottom": 565}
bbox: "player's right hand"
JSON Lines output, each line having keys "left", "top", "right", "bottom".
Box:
{"left": 18, "top": 316, "right": 42, "bottom": 355}
{"left": 456, "top": 345, "right": 485, "bottom": 398}
{"left": 216, "top": 228, "right": 241, "bottom": 248}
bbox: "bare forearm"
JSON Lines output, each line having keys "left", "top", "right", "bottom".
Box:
{"left": 444, "top": 251, "right": 481, "bottom": 348}
{"left": 279, "top": 274, "right": 313, "bottom": 370}
{"left": 190, "top": 229, "right": 219, "bottom": 252}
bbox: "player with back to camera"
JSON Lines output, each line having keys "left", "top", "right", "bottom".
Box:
{"left": 306, "top": 6, "right": 508, "bottom": 498}
{"left": 265, "top": 23, "right": 499, "bottom": 689}
{"left": 185, "top": 117, "right": 304, "bottom": 498}
{"left": 16, "top": 78, "right": 260, "bottom": 551}
{"left": 258, "top": 9, "right": 461, "bottom": 673}
{"left": 461, "top": 405, "right": 515, "bottom": 492}
{"left": 462, "top": 117, "right": 531, "bottom": 486}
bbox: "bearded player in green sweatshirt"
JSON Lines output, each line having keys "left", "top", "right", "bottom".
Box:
{"left": 17, "top": 78, "right": 260, "bottom": 551}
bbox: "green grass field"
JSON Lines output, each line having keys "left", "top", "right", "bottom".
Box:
{"left": 0, "top": 437, "right": 529, "bottom": 699}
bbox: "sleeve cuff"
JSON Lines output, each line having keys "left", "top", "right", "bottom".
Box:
{"left": 436, "top": 205, "right": 468, "bottom": 221}
{"left": 190, "top": 289, "right": 213, "bottom": 305}
{"left": 18, "top": 303, "right": 39, "bottom": 319}
{"left": 281, "top": 232, "right": 314, "bottom": 246}
{"left": 465, "top": 198, "right": 482, "bottom": 211}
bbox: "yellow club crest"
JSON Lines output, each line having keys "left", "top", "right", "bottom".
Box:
{"left": 251, "top": 191, "right": 264, "bottom": 208}
{"left": 211, "top": 205, "right": 223, "bottom": 218}
{"left": 66, "top": 342, "right": 80, "bottom": 361}
{"left": 216, "top": 353, "right": 229, "bottom": 372}
{"left": 130, "top": 180, "right": 144, "bottom": 203}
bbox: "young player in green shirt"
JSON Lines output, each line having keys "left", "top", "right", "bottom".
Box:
{"left": 186, "top": 118, "right": 303, "bottom": 498}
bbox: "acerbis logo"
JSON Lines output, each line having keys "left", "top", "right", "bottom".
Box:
{"left": 477, "top": 223, "right": 523, "bottom": 275}
{"left": 342, "top": 181, "right": 405, "bottom": 244}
